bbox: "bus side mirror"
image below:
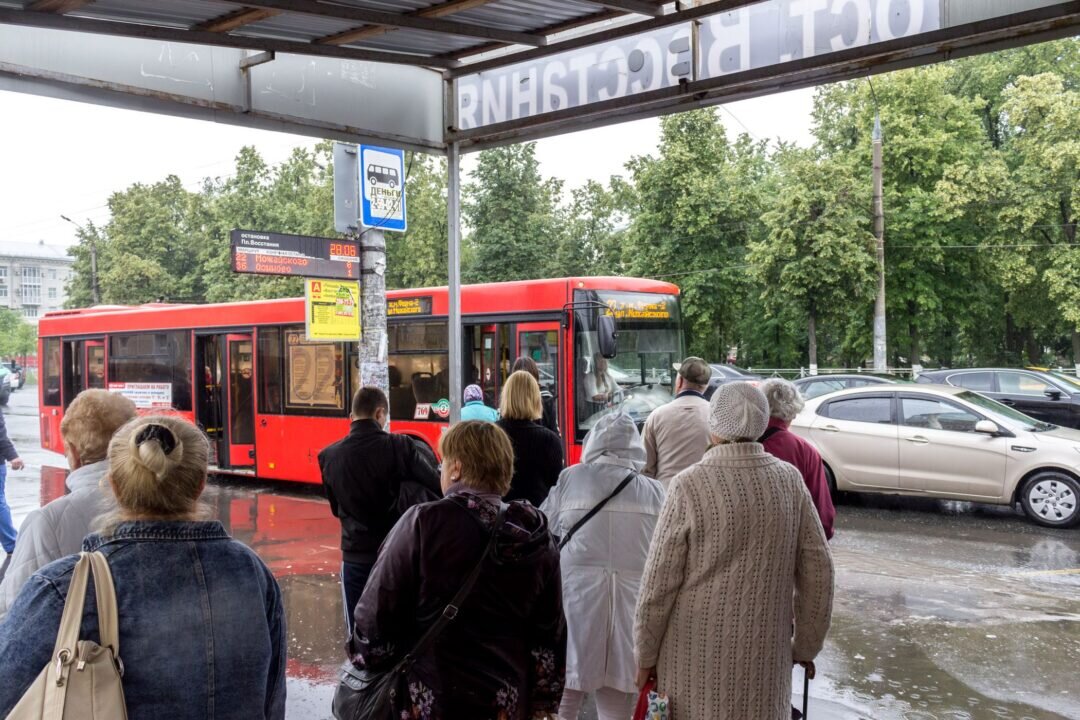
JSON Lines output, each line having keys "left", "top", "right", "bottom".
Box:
{"left": 598, "top": 315, "right": 618, "bottom": 359}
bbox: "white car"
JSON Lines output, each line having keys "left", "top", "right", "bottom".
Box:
{"left": 791, "top": 384, "right": 1080, "bottom": 528}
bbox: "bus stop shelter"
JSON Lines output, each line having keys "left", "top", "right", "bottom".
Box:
{"left": 2, "top": 0, "right": 1078, "bottom": 419}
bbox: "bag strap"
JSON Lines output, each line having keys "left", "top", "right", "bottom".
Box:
{"left": 402, "top": 503, "right": 508, "bottom": 664}
{"left": 50, "top": 552, "right": 92, "bottom": 662}
{"left": 558, "top": 470, "right": 637, "bottom": 551}
{"left": 87, "top": 551, "right": 121, "bottom": 657}
{"left": 758, "top": 426, "right": 783, "bottom": 444}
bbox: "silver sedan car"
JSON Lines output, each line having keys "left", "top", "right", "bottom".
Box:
{"left": 791, "top": 384, "right": 1080, "bottom": 528}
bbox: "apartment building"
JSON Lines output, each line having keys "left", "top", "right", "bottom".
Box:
{"left": 0, "top": 241, "right": 75, "bottom": 325}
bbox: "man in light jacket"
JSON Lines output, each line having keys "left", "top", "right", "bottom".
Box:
{"left": 642, "top": 357, "right": 712, "bottom": 486}
{"left": 0, "top": 389, "right": 136, "bottom": 620}
{"left": 541, "top": 412, "right": 665, "bottom": 720}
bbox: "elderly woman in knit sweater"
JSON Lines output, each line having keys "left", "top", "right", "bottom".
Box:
{"left": 633, "top": 382, "right": 835, "bottom": 720}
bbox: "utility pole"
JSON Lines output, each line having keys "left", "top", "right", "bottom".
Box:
{"left": 61, "top": 214, "right": 99, "bottom": 305}
{"left": 871, "top": 112, "right": 887, "bottom": 373}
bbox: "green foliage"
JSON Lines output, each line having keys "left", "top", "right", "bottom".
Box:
{"left": 463, "top": 143, "right": 562, "bottom": 282}
{"left": 0, "top": 309, "right": 36, "bottom": 358}
{"left": 385, "top": 153, "right": 448, "bottom": 289}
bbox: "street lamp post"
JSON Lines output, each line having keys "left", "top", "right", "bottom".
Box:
{"left": 60, "top": 215, "right": 99, "bottom": 305}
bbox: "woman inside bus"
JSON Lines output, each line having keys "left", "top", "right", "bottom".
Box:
{"left": 0, "top": 416, "right": 287, "bottom": 720}
{"left": 584, "top": 352, "right": 621, "bottom": 408}
{"left": 497, "top": 371, "right": 564, "bottom": 506}
{"left": 349, "top": 420, "right": 566, "bottom": 719}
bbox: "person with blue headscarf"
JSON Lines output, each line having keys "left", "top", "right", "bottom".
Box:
{"left": 541, "top": 412, "right": 665, "bottom": 720}
{"left": 460, "top": 384, "right": 499, "bottom": 422}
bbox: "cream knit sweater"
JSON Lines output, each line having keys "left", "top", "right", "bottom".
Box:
{"left": 633, "top": 442, "right": 834, "bottom": 720}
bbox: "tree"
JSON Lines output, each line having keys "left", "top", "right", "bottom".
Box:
{"left": 464, "top": 143, "right": 562, "bottom": 282}
{"left": 625, "top": 110, "right": 769, "bottom": 359}
{"left": 385, "top": 153, "right": 448, "bottom": 289}
{"left": 750, "top": 148, "right": 877, "bottom": 369}
{"left": 0, "top": 309, "right": 36, "bottom": 360}
{"left": 552, "top": 179, "right": 631, "bottom": 277}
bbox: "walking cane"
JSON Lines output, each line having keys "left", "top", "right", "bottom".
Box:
{"left": 802, "top": 664, "right": 810, "bottom": 719}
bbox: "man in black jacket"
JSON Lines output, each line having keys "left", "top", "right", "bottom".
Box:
{"left": 319, "top": 387, "right": 440, "bottom": 632}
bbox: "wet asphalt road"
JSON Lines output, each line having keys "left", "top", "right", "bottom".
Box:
{"left": 2, "top": 387, "right": 1078, "bottom": 719}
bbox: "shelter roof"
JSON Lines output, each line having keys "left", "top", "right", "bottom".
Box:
{"left": 0, "top": 0, "right": 666, "bottom": 69}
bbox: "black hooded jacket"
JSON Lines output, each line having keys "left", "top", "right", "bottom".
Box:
{"left": 349, "top": 488, "right": 566, "bottom": 719}
{"left": 318, "top": 419, "right": 440, "bottom": 564}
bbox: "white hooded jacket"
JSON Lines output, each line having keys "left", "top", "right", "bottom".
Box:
{"left": 0, "top": 460, "right": 114, "bottom": 621}
{"left": 540, "top": 413, "right": 665, "bottom": 694}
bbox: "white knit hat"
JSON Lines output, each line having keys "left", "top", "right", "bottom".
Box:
{"left": 708, "top": 382, "right": 770, "bottom": 442}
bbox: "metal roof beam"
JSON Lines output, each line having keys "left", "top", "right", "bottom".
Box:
{"left": 447, "top": 0, "right": 758, "bottom": 76}
{"left": 0, "top": 8, "right": 457, "bottom": 68}
{"left": 317, "top": 0, "right": 500, "bottom": 46}
{"left": 25, "top": 0, "right": 92, "bottom": 12}
{"left": 238, "top": 0, "right": 546, "bottom": 47}
{"left": 442, "top": 8, "right": 626, "bottom": 61}
{"left": 585, "top": 0, "right": 665, "bottom": 17}
{"left": 194, "top": 8, "right": 280, "bottom": 33}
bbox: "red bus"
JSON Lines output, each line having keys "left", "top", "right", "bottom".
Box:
{"left": 38, "top": 276, "right": 683, "bottom": 483}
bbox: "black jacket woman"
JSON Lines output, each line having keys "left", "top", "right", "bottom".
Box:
{"left": 349, "top": 420, "right": 567, "bottom": 720}
{"left": 497, "top": 371, "right": 565, "bottom": 507}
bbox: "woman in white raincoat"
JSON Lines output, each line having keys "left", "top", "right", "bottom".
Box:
{"left": 541, "top": 412, "right": 665, "bottom": 719}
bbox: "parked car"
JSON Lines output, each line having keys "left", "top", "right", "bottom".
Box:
{"left": 0, "top": 366, "right": 10, "bottom": 406}
{"left": 917, "top": 368, "right": 1080, "bottom": 430}
{"left": 793, "top": 373, "right": 907, "bottom": 400}
{"left": 6, "top": 361, "right": 23, "bottom": 390}
{"left": 791, "top": 384, "right": 1080, "bottom": 528}
{"left": 704, "top": 364, "right": 762, "bottom": 399}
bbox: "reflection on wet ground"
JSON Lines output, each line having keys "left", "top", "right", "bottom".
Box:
{"left": 5, "top": 383, "right": 1078, "bottom": 720}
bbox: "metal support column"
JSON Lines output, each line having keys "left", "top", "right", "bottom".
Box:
{"left": 359, "top": 228, "right": 389, "bottom": 396}
{"left": 447, "top": 140, "right": 463, "bottom": 424}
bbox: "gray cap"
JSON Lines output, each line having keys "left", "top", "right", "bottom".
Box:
{"left": 673, "top": 357, "right": 712, "bottom": 386}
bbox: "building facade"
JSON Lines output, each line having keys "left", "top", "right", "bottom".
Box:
{"left": 0, "top": 241, "right": 75, "bottom": 325}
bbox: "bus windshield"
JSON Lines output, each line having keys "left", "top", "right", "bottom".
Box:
{"left": 574, "top": 290, "right": 683, "bottom": 436}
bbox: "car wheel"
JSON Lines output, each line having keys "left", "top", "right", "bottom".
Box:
{"left": 823, "top": 463, "right": 842, "bottom": 504}
{"left": 1020, "top": 471, "right": 1080, "bottom": 528}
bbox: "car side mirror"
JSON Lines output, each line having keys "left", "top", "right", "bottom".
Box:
{"left": 598, "top": 314, "right": 618, "bottom": 359}
{"left": 1044, "top": 389, "right": 1062, "bottom": 400}
{"left": 975, "top": 420, "right": 1000, "bottom": 435}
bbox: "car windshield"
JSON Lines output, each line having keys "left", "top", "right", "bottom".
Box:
{"left": 574, "top": 290, "right": 683, "bottom": 436}
{"left": 955, "top": 390, "right": 1056, "bottom": 432}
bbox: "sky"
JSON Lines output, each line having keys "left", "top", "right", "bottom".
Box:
{"left": 0, "top": 87, "right": 815, "bottom": 249}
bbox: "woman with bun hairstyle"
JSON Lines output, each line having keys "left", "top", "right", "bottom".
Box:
{"left": 0, "top": 416, "right": 287, "bottom": 720}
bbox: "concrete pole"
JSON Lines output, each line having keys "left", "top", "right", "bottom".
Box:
{"left": 447, "top": 141, "right": 463, "bottom": 424}
{"left": 359, "top": 228, "right": 388, "bottom": 397}
{"left": 872, "top": 111, "right": 887, "bottom": 373}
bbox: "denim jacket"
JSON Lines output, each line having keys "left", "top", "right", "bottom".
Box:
{"left": 0, "top": 521, "right": 287, "bottom": 720}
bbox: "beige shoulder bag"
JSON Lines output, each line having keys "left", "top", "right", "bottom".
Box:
{"left": 6, "top": 551, "right": 128, "bottom": 720}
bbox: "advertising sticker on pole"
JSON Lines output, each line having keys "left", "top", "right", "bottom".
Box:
{"left": 305, "top": 279, "right": 362, "bottom": 342}
{"left": 360, "top": 144, "right": 407, "bottom": 232}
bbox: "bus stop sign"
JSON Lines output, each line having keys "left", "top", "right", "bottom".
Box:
{"left": 360, "top": 144, "right": 407, "bottom": 232}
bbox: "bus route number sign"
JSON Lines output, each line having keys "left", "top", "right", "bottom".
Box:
{"left": 231, "top": 229, "right": 359, "bottom": 280}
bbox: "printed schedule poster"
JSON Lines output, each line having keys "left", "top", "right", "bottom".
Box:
{"left": 108, "top": 382, "right": 173, "bottom": 410}
{"left": 305, "top": 279, "right": 361, "bottom": 342}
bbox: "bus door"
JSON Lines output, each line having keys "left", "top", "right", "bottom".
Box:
{"left": 516, "top": 322, "right": 562, "bottom": 432}
{"left": 196, "top": 335, "right": 226, "bottom": 467}
{"left": 226, "top": 334, "right": 255, "bottom": 468}
{"left": 61, "top": 338, "right": 105, "bottom": 407}
{"left": 465, "top": 323, "right": 511, "bottom": 409}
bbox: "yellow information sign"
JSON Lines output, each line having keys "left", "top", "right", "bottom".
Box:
{"left": 305, "top": 279, "right": 361, "bottom": 341}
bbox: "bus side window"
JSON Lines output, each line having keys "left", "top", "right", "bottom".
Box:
{"left": 283, "top": 328, "right": 346, "bottom": 415}
{"left": 42, "top": 338, "right": 61, "bottom": 407}
{"left": 388, "top": 321, "right": 448, "bottom": 421}
{"left": 109, "top": 331, "right": 193, "bottom": 411}
{"left": 258, "top": 327, "right": 284, "bottom": 414}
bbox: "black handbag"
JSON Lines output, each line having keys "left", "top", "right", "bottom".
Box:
{"left": 332, "top": 504, "right": 508, "bottom": 720}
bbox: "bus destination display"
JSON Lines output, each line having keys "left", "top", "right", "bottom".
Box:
{"left": 231, "top": 229, "right": 359, "bottom": 280}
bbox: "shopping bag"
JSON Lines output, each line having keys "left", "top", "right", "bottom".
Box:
{"left": 632, "top": 678, "right": 670, "bottom": 720}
